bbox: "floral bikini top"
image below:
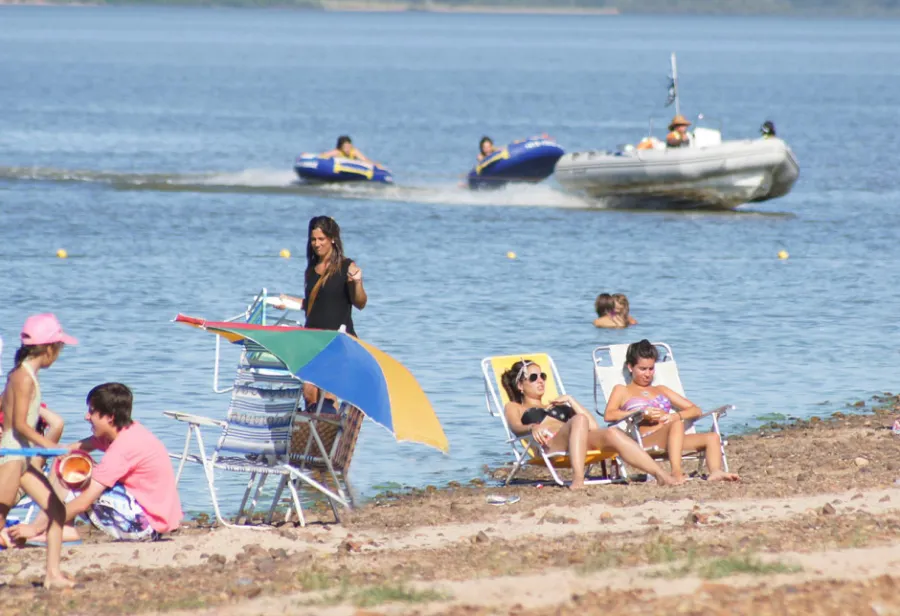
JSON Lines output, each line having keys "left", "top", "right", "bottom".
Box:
{"left": 621, "top": 393, "right": 673, "bottom": 415}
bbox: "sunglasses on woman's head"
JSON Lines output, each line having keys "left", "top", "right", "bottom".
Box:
{"left": 524, "top": 372, "right": 547, "bottom": 383}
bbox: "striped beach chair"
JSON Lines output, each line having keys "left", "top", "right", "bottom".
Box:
{"left": 164, "top": 355, "right": 350, "bottom": 528}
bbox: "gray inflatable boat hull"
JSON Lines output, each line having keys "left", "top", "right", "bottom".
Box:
{"left": 554, "top": 138, "right": 799, "bottom": 209}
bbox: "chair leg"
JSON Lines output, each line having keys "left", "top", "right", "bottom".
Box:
{"left": 235, "top": 472, "right": 258, "bottom": 525}
{"left": 268, "top": 475, "right": 289, "bottom": 524}
{"left": 505, "top": 455, "right": 528, "bottom": 486}
{"left": 194, "top": 429, "right": 255, "bottom": 530}
{"left": 286, "top": 478, "right": 306, "bottom": 527}
{"left": 309, "top": 425, "right": 350, "bottom": 504}
{"left": 342, "top": 475, "right": 356, "bottom": 508}
{"left": 243, "top": 474, "right": 269, "bottom": 524}
{"left": 174, "top": 424, "right": 195, "bottom": 485}
{"left": 287, "top": 466, "right": 350, "bottom": 509}
{"left": 712, "top": 415, "right": 729, "bottom": 472}
{"left": 196, "top": 445, "right": 231, "bottom": 528}
{"left": 542, "top": 455, "right": 566, "bottom": 487}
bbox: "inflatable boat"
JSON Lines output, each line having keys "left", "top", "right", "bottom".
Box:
{"left": 467, "top": 137, "right": 565, "bottom": 190}
{"left": 293, "top": 154, "right": 393, "bottom": 184}
{"left": 554, "top": 128, "right": 799, "bottom": 209}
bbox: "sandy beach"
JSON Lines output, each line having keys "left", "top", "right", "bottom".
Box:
{"left": 1, "top": 395, "right": 899, "bottom": 614}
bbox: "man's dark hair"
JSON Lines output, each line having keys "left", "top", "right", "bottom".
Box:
{"left": 86, "top": 382, "right": 134, "bottom": 430}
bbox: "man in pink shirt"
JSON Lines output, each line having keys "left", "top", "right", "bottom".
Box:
{"left": 11, "top": 383, "right": 182, "bottom": 542}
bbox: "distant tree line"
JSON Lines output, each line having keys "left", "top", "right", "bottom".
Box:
{"left": 90, "top": 0, "right": 900, "bottom": 15}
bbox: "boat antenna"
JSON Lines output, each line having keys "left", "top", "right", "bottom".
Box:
{"left": 665, "top": 52, "right": 680, "bottom": 117}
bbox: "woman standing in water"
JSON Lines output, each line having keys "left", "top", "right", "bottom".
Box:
{"left": 277, "top": 216, "right": 367, "bottom": 405}
{"left": 279, "top": 215, "right": 367, "bottom": 335}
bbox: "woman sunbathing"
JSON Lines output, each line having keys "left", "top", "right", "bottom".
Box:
{"left": 502, "top": 360, "right": 680, "bottom": 488}
{"left": 604, "top": 339, "right": 739, "bottom": 483}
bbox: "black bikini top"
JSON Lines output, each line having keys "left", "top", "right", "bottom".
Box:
{"left": 521, "top": 404, "right": 576, "bottom": 426}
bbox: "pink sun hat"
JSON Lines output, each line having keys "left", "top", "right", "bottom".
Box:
{"left": 20, "top": 313, "right": 78, "bottom": 346}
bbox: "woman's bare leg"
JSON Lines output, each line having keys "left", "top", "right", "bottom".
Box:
{"left": 682, "top": 433, "right": 739, "bottom": 481}
{"left": 666, "top": 420, "right": 686, "bottom": 481}
{"left": 543, "top": 417, "right": 589, "bottom": 489}
{"left": 19, "top": 468, "right": 73, "bottom": 588}
{"left": 566, "top": 415, "right": 589, "bottom": 489}
{"left": 637, "top": 423, "right": 686, "bottom": 483}
{"left": 589, "top": 428, "right": 681, "bottom": 485}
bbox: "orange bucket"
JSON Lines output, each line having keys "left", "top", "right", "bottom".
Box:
{"left": 54, "top": 450, "right": 94, "bottom": 491}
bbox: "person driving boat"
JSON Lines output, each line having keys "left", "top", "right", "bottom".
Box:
{"left": 666, "top": 115, "right": 692, "bottom": 148}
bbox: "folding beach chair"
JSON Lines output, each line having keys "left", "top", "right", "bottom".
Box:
{"left": 165, "top": 348, "right": 350, "bottom": 528}
{"left": 482, "top": 353, "right": 622, "bottom": 487}
{"left": 592, "top": 342, "right": 731, "bottom": 474}
{"left": 236, "top": 290, "right": 363, "bottom": 520}
{"left": 272, "top": 401, "right": 364, "bottom": 523}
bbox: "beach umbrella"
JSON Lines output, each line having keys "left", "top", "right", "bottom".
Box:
{"left": 175, "top": 315, "right": 449, "bottom": 453}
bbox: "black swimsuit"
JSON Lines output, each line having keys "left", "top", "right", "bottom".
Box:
{"left": 521, "top": 404, "right": 576, "bottom": 425}
{"left": 304, "top": 257, "right": 357, "bottom": 336}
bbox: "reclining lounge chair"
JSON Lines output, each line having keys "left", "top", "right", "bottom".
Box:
{"left": 482, "top": 353, "right": 621, "bottom": 487}
{"left": 592, "top": 342, "right": 731, "bottom": 474}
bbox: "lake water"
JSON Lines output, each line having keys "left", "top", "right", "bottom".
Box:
{"left": 1, "top": 7, "right": 898, "bottom": 514}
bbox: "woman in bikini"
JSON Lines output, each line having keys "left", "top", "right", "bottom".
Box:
{"left": 501, "top": 360, "right": 680, "bottom": 489}
{"left": 604, "top": 339, "right": 739, "bottom": 483}
{"left": 0, "top": 313, "right": 77, "bottom": 588}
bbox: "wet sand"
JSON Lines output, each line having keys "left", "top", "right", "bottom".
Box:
{"left": 2, "top": 395, "right": 900, "bottom": 615}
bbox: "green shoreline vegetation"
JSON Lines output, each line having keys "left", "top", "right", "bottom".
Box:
{"left": 4, "top": 0, "right": 900, "bottom": 16}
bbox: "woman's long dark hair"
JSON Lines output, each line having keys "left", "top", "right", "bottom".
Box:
{"left": 501, "top": 360, "right": 537, "bottom": 404}
{"left": 305, "top": 216, "right": 346, "bottom": 285}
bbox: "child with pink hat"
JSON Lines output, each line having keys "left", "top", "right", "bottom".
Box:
{"left": 0, "top": 313, "right": 77, "bottom": 588}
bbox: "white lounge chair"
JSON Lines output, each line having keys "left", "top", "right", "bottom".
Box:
{"left": 592, "top": 342, "right": 731, "bottom": 474}
{"left": 482, "top": 353, "right": 621, "bottom": 487}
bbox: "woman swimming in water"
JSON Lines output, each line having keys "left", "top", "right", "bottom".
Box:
{"left": 603, "top": 339, "right": 739, "bottom": 483}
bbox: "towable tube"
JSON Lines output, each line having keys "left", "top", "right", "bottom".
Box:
{"left": 293, "top": 154, "right": 393, "bottom": 184}
{"left": 467, "top": 137, "right": 565, "bottom": 190}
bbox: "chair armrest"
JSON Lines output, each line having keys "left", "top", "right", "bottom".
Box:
{"left": 163, "top": 411, "right": 227, "bottom": 429}
{"left": 608, "top": 409, "right": 646, "bottom": 435}
{"left": 690, "top": 405, "right": 732, "bottom": 422}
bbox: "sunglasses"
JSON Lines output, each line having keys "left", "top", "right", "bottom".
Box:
{"left": 523, "top": 372, "right": 547, "bottom": 383}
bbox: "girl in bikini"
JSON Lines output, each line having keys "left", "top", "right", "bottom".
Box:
{"left": 501, "top": 360, "right": 679, "bottom": 489}
{"left": 604, "top": 339, "right": 739, "bottom": 483}
{"left": 0, "top": 314, "right": 76, "bottom": 588}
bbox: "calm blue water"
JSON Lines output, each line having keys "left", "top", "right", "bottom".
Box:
{"left": 1, "top": 8, "right": 899, "bottom": 514}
